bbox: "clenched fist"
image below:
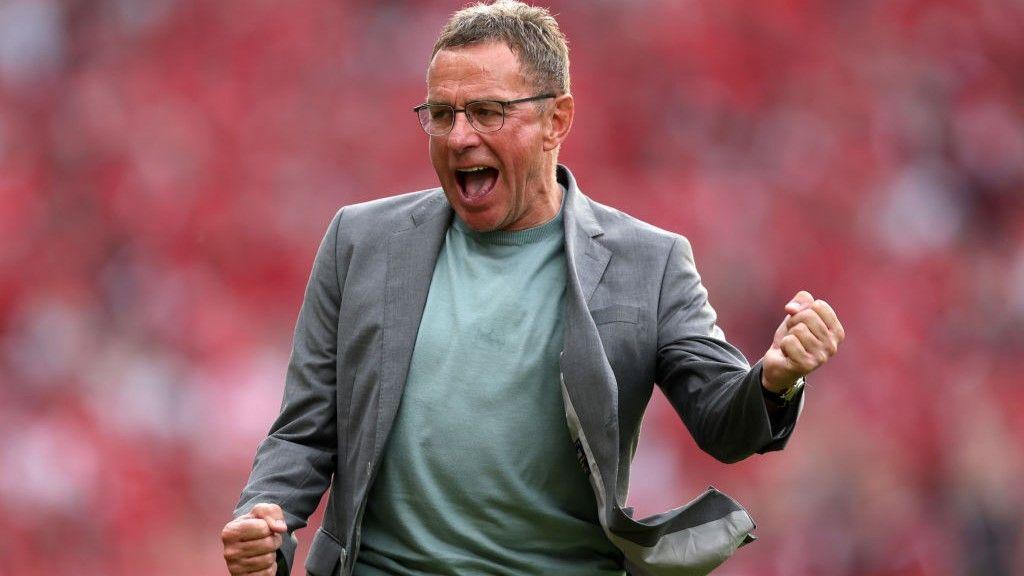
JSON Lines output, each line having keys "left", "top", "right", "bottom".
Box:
{"left": 762, "top": 290, "right": 845, "bottom": 394}
{"left": 221, "top": 503, "right": 289, "bottom": 575}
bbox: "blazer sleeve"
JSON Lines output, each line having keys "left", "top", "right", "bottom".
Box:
{"left": 233, "top": 207, "right": 345, "bottom": 575}
{"left": 655, "top": 235, "right": 802, "bottom": 464}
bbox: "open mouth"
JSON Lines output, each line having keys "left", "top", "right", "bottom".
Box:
{"left": 455, "top": 166, "right": 499, "bottom": 203}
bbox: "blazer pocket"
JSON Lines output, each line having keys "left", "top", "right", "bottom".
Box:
{"left": 591, "top": 304, "right": 640, "bottom": 325}
{"left": 305, "top": 527, "right": 346, "bottom": 576}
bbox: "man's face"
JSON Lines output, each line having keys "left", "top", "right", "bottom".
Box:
{"left": 426, "top": 42, "right": 555, "bottom": 232}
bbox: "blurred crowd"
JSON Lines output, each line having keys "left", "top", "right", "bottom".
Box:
{"left": 1, "top": 0, "right": 1023, "bottom": 574}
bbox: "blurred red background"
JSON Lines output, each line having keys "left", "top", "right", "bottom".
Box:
{"left": 1, "top": 0, "right": 1023, "bottom": 574}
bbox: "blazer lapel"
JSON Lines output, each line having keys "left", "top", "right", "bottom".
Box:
{"left": 561, "top": 165, "right": 611, "bottom": 304}
{"left": 377, "top": 192, "right": 452, "bottom": 459}
{"left": 559, "top": 166, "right": 620, "bottom": 497}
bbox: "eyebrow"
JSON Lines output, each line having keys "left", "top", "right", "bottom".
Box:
{"left": 425, "top": 95, "right": 506, "bottom": 105}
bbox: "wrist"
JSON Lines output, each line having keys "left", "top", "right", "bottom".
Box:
{"left": 760, "top": 363, "right": 801, "bottom": 393}
{"left": 761, "top": 374, "right": 806, "bottom": 405}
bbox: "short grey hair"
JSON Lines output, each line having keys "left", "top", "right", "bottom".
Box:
{"left": 432, "top": 0, "right": 570, "bottom": 95}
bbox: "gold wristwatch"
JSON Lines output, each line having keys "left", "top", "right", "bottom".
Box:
{"left": 780, "top": 376, "right": 806, "bottom": 404}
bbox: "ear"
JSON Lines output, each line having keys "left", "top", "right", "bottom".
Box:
{"left": 542, "top": 93, "right": 574, "bottom": 152}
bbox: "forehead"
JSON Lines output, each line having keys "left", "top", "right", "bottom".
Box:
{"left": 426, "top": 42, "right": 527, "bottom": 100}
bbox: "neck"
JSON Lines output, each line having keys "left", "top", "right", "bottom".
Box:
{"left": 506, "top": 159, "right": 563, "bottom": 231}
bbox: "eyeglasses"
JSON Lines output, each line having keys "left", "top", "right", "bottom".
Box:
{"left": 413, "top": 94, "right": 556, "bottom": 136}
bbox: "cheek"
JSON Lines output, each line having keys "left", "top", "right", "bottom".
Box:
{"left": 501, "top": 148, "right": 536, "bottom": 192}
{"left": 429, "top": 139, "right": 442, "bottom": 163}
{"left": 502, "top": 131, "right": 540, "bottom": 170}
{"left": 430, "top": 135, "right": 453, "bottom": 158}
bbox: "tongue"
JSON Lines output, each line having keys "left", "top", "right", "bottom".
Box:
{"left": 463, "top": 168, "right": 497, "bottom": 199}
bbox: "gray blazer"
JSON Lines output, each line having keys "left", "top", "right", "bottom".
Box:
{"left": 235, "top": 165, "right": 802, "bottom": 576}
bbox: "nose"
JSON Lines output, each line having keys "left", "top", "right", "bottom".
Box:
{"left": 446, "top": 110, "right": 481, "bottom": 153}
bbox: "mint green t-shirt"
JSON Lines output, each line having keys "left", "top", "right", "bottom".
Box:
{"left": 354, "top": 199, "right": 623, "bottom": 575}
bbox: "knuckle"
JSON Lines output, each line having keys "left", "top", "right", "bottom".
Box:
{"left": 240, "top": 552, "right": 276, "bottom": 571}
{"left": 237, "top": 528, "right": 268, "bottom": 543}
{"left": 239, "top": 535, "right": 277, "bottom": 556}
{"left": 236, "top": 540, "right": 259, "bottom": 557}
{"left": 812, "top": 301, "right": 830, "bottom": 318}
{"left": 224, "top": 527, "right": 248, "bottom": 544}
{"left": 258, "top": 534, "right": 280, "bottom": 552}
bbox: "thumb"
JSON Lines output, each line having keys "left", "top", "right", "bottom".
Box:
{"left": 251, "top": 502, "right": 288, "bottom": 533}
{"left": 784, "top": 290, "right": 814, "bottom": 315}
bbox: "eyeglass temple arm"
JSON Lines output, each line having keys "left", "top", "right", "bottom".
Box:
{"left": 412, "top": 93, "right": 557, "bottom": 113}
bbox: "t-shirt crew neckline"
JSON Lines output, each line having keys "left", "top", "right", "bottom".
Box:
{"left": 452, "top": 185, "right": 566, "bottom": 246}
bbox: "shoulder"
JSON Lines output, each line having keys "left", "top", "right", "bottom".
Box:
{"left": 328, "top": 187, "right": 448, "bottom": 243}
{"left": 583, "top": 195, "right": 689, "bottom": 257}
{"left": 337, "top": 187, "right": 446, "bottom": 228}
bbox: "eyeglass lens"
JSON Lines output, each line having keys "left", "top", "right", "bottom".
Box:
{"left": 417, "top": 101, "right": 505, "bottom": 135}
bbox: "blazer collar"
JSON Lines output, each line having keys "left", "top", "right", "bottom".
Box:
{"left": 559, "top": 164, "right": 602, "bottom": 237}
{"left": 395, "top": 165, "right": 612, "bottom": 307}
{"left": 559, "top": 164, "right": 611, "bottom": 305}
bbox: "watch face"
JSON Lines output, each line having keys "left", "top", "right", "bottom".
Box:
{"left": 782, "top": 378, "right": 806, "bottom": 403}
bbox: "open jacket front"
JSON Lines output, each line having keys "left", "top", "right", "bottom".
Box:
{"left": 235, "top": 165, "right": 803, "bottom": 576}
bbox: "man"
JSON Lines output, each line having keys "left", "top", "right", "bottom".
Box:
{"left": 221, "top": 2, "right": 845, "bottom": 575}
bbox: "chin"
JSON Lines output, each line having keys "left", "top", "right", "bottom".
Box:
{"left": 457, "top": 210, "right": 504, "bottom": 232}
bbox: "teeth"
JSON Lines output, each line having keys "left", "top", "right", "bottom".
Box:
{"left": 456, "top": 166, "right": 490, "bottom": 172}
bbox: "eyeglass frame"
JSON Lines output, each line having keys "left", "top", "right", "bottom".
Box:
{"left": 412, "top": 93, "right": 557, "bottom": 136}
